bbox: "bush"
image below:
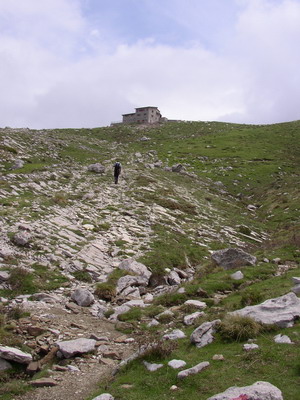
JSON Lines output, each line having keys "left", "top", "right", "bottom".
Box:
{"left": 154, "top": 292, "right": 187, "bottom": 307}
{"left": 240, "top": 288, "right": 264, "bottom": 307}
{"left": 94, "top": 283, "right": 116, "bottom": 301}
{"left": 118, "top": 307, "right": 142, "bottom": 322}
{"left": 218, "top": 315, "right": 262, "bottom": 342}
{"left": 73, "top": 270, "right": 92, "bottom": 282}
{"left": 8, "top": 268, "right": 36, "bottom": 295}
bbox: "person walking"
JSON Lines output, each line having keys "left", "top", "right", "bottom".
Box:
{"left": 114, "top": 161, "right": 121, "bottom": 184}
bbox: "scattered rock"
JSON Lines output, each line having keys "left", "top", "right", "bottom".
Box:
{"left": 274, "top": 334, "right": 293, "bottom": 344}
{"left": 0, "top": 358, "right": 12, "bottom": 371}
{"left": 170, "top": 385, "right": 178, "bottom": 391}
{"left": 243, "top": 343, "right": 259, "bottom": 351}
{"left": 211, "top": 248, "right": 257, "bottom": 270}
{"left": 12, "top": 231, "right": 32, "bottom": 247}
{"left": 230, "top": 271, "right": 244, "bottom": 280}
{"left": 167, "top": 270, "right": 181, "bottom": 286}
{"left": 190, "top": 320, "right": 220, "bottom": 348}
{"left": 30, "top": 378, "right": 58, "bottom": 387}
{"left": 92, "top": 394, "right": 114, "bottom": 400}
{"left": 177, "top": 361, "right": 210, "bottom": 379}
{"left": 71, "top": 288, "right": 94, "bottom": 307}
{"left": 11, "top": 159, "right": 24, "bottom": 170}
{"left": 171, "top": 164, "right": 183, "bottom": 172}
{"left": 184, "top": 299, "right": 207, "bottom": 309}
{"left": 118, "top": 258, "right": 151, "bottom": 280}
{"left": 0, "top": 271, "right": 10, "bottom": 282}
{"left": 116, "top": 275, "right": 148, "bottom": 294}
{"left": 206, "top": 380, "right": 283, "bottom": 400}
{"left": 163, "top": 329, "right": 186, "bottom": 340}
{"left": 143, "top": 361, "right": 164, "bottom": 371}
{"left": 212, "top": 354, "right": 224, "bottom": 361}
{"left": 0, "top": 346, "right": 32, "bottom": 364}
{"left": 56, "top": 338, "right": 96, "bottom": 359}
{"left": 168, "top": 359, "right": 186, "bottom": 369}
{"left": 230, "top": 292, "right": 300, "bottom": 328}
{"left": 183, "top": 311, "right": 204, "bottom": 326}
{"left": 26, "top": 361, "right": 41, "bottom": 375}
{"left": 87, "top": 163, "right": 105, "bottom": 173}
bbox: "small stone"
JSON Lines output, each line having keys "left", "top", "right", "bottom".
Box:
{"left": 230, "top": 271, "right": 244, "bottom": 280}
{"left": 184, "top": 311, "right": 204, "bottom": 326}
{"left": 30, "top": 378, "right": 58, "bottom": 387}
{"left": 184, "top": 300, "right": 207, "bottom": 309}
{"left": 243, "top": 343, "right": 259, "bottom": 351}
{"left": 168, "top": 359, "right": 186, "bottom": 369}
{"left": 143, "top": 361, "right": 164, "bottom": 372}
{"left": 212, "top": 354, "right": 224, "bottom": 361}
{"left": 274, "top": 334, "right": 293, "bottom": 344}
{"left": 163, "top": 329, "right": 186, "bottom": 340}
{"left": 170, "top": 385, "right": 178, "bottom": 391}
{"left": 177, "top": 361, "right": 210, "bottom": 379}
{"left": 91, "top": 394, "right": 114, "bottom": 400}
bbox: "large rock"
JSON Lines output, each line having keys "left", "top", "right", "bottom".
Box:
{"left": 116, "top": 275, "right": 148, "bottom": 294}
{"left": 12, "top": 231, "right": 32, "bottom": 247}
{"left": 0, "top": 346, "right": 32, "bottom": 364}
{"left": 87, "top": 163, "right": 105, "bottom": 173}
{"left": 211, "top": 248, "right": 257, "bottom": 270}
{"left": 190, "top": 320, "right": 220, "bottom": 348}
{"left": 71, "top": 288, "right": 94, "bottom": 307}
{"left": 167, "top": 270, "right": 181, "bottom": 286}
{"left": 177, "top": 361, "right": 210, "bottom": 379}
{"left": 56, "top": 338, "right": 96, "bottom": 359}
{"left": 206, "top": 381, "right": 283, "bottom": 400}
{"left": 230, "top": 292, "right": 300, "bottom": 328}
{"left": 118, "top": 258, "right": 151, "bottom": 280}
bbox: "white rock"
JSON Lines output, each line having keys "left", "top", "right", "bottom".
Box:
{"left": 56, "top": 338, "right": 96, "bottom": 359}
{"left": 190, "top": 320, "right": 220, "bottom": 348}
{"left": 163, "top": 329, "right": 186, "bottom": 340}
{"left": 167, "top": 270, "right": 181, "bottom": 286}
{"left": 92, "top": 394, "right": 114, "bottom": 400}
{"left": 230, "top": 271, "right": 244, "bottom": 280}
{"left": 168, "top": 359, "right": 187, "bottom": 369}
{"left": 170, "top": 385, "right": 178, "bottom": 391}
{"left": 147, "top": 319, "right": 160, "bottom": 327}
{"left": 71, "top": 288, "right": 94, "bottom": 307}
{"left": 206, "top": 381, "right": 283, "bottom": 400}
{"left": 184, "top": 311, "right": 204, "bottom": 326}
{"left": 212, "top": 354, "right": 224, "bottom": 361}
{"left": 0, "top": 346, "right": 32, "bottom": 364}
{"left": 243, "top": 343, "right": 259, "bottom": 351}
{"left": 184, "top": 300, "right": 207, "bottom": 309}
{"left": 230, "top": 292, "right": 300, "bottom": 328}
{"left": 123, "top": 299, "right": 146, "bottom": 308}
{"left": 118, "top": 258, "right": 151, "bottom": 280}
{"left": 144, "top": 293, "right": 154, "bottom": 303}
{"left": 177, "top": 361, "right": 210, "bottom": 379}
{"left": 274, "top": 334, "right": 293, "bottom": 344}
{"left": 143, "top": 361, "right": 164, "bottom": 371}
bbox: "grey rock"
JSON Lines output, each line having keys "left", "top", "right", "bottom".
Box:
{"left": 167, "top": 270, "right": 181, "bottom": 286}
{"left": 177, "top": 361, "right": 210, "bottom": 379}
{"left": 56, "top": 338, "right": 96, "bottom": 358}
{"left": 184, "top": 311, "right": 204, "bottom": 326}
{"left": 206, "top": 381, "right": 283, "bottom": 400}
{"left": 184, "top": 299, "right": 207, "bottom": 309}
{"left": 230, "top": 270, "right": 244, "bottom": 280}
{"left": 168, "top": 359, "right": 186, "bottom": 369}
{"left": 12, "top": 231, "right": 32, "bottom": 247}
{"left": 87, "top": 163, "right": 105, "bottom": 173}
{"left": 0, "top": 271, "right": 10, "bottom": 282}
{"left": 292, "top": 277, "right": 300, "bottom": 284}
{"left": 0, "top": 346, "right": 32, "bottom": 364}
{"left": 274, "top": 334, "right": 293, "bottom": 344}
{"left": 30, "top": 378, "right": 58, "bottom": 387}
{"left": 190, "top": 320, "right": 220, "bottom": 348}
{"left": 163, "top": 329, "right": 186, "bottom": 340}
{"left": 109, "top": 305, "right": 131, "bottom": 321}
{"left": 31, "top": 293, "right": 60, "bottom": 303}
{"left": 211, "top": 248, "right": 257, "bottom": 270}
{"left": 143, "top": 361, "right": 164, "bottom": 371}
{"left": 118, "top": 258, "right": 151, "bottom": 280}
{"left": 71, "top": 288, "right": 94, "bottom": 307}
{"left": 292, "top": 284, "right": 300, "bottom": 295}
{"left": 120, "top": 286, "right": 141, "bottom": 298}
{"left": 116, "top": 275, "right": 148, "bottom": 294}
{"left": 11, "top": 159, "right": 24, "bottom": 170}
{"left": 230, "top": 292, "right": 300, "bottom": 328}
{"left": 123, "top": 299, "right": 146, "bottom": 308}
{"left": 92, "top": 395, "right": 114, "bottom": 400}
{"left": 147, "top": 319, "right": 160, "bottom": 327}
{"left": 0, "top": 358, "right": 12, "bottom": 371}
{"left": 171, "top": 164, "right": 183, "bottom": 172}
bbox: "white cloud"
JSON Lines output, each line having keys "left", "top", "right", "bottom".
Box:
{"left": 0, "top": 0, "right": 299, "bottom": 128}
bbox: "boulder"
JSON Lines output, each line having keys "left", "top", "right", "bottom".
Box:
{"left": 0, "top": 346, "right": 32, "bottom": 364}
{"left": 177, "top": 361, "right": 210, "bottom": 379}
{"left": 12, "top": 231, "right": 32, "bottom": 247}
{"left": 71, "top": 288, "right": 94, "bottom": 307}
{"left": 230, "top": 271, "right": 244, "bottom": 280}
{"left": 274, "top": 334, "right": 293, "bottom": 344}
{"left": 118, "top": 258, "right": 151, "bottom": 280}
{"left": 206, "top": 381, "right": 283, "bottom": 400}
{"left": 116, "top": 275, "right": 148, "bottom": 294}
{"left": 167, "top": 270, "right": 181, "bottom": 286}
{"left": 211, "top": 248, "right": 257, "bottom": 270}
{"left": 230, "top": 292, "right": 300, "bottom": 328}
{"left": 87, "top": 163, "right": 105, "bottom": 173}
{"left": 56, "top": 338, "right": 96, "bottom": 359}
{"left": 190, "top": 320, "right": 220, "bottom": 348}
{"left": 163, "top": 329, "right": 186, "bottom": 340}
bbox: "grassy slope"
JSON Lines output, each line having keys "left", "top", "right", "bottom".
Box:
{"left": 0, "top": 120, "right": 300, "bottom": 399}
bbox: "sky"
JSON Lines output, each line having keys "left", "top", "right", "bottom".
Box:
{"left": 0, "top": 0, "right": 300, "bottom": 128}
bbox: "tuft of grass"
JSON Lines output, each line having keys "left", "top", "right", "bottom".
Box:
{"left": 218, "top": 315, "right": 263, "bottom": 342}
{"left": 94, "top": 283, "right": 116, "bottom": 301}
{"left": 73, "top": 270, "right": 92, "bottom": 282}
{"left": 118, "top": 307, "right": 142, "bottom": 322}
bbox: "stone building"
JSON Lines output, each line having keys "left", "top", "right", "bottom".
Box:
{"left": 122, "top": 106, "right": 164, "bottom": 124}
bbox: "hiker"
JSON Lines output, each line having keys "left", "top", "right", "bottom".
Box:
{"left": 114, "top": 161, "right": 121, "bottom": 184}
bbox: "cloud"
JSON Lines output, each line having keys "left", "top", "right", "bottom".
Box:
{"left": 0, "top": 0, "right": 299, "bottom": 128}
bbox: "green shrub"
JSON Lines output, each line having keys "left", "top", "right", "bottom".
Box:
{"left": 8, "top": 268, "right": 36, "bottom": 295}
{"left": 218, "top": 315, "right": 262, "bottom": 342}
{"left": 143, "top": 305, "right": 165, "bottom": 318}
{"left": 118, "top": 307, "right": 142, "bottom": 322}
{"left": 73, "top": 270, "right": 92, "bottom": 282}
{"left": 94, "top": 283, "right": 116, "bottom": 301}
{"left": 240, "top": 288, "right": 264, "bottom": 307}
{"left": 154, "top": 292, "right": 187, "bottom": 307}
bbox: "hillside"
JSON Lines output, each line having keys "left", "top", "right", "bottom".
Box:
{"left": 0, "top": 121, "right": 299, "bottom": 400}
